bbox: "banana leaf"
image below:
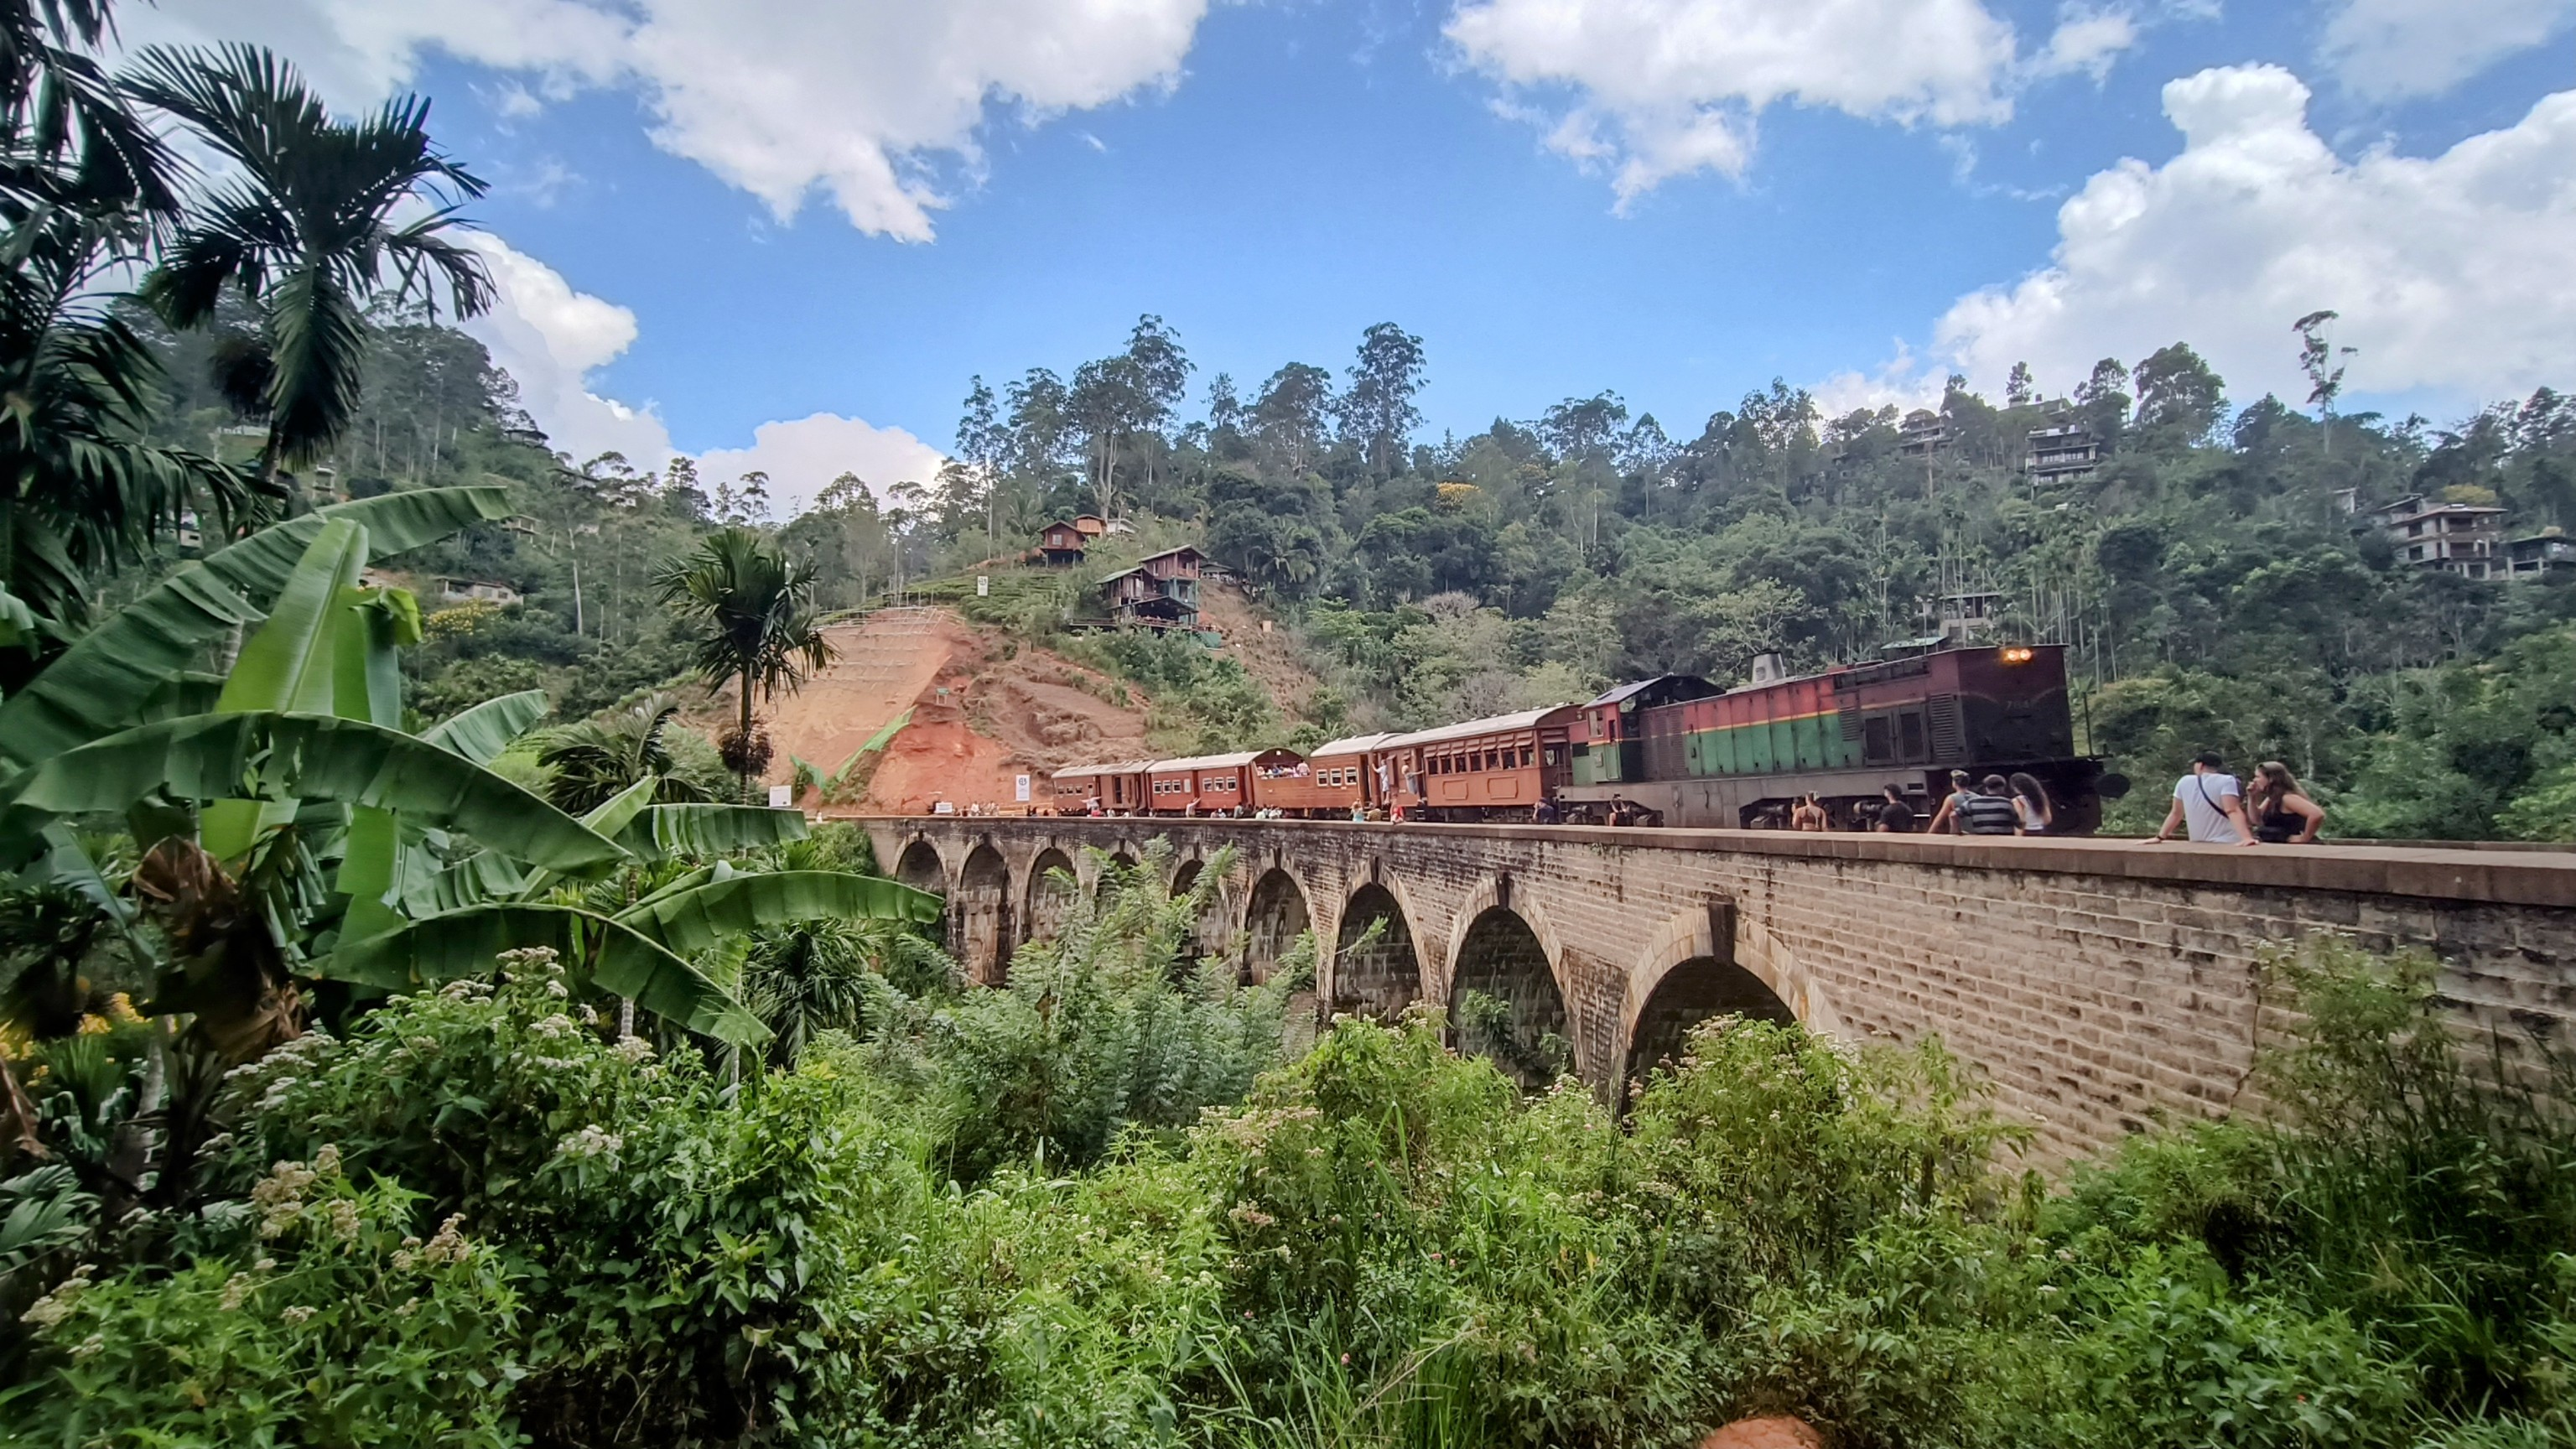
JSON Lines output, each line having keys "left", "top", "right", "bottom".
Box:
{"left": 419, "top": 689, "right": 549, "bottom": 764}
{"left": 0, "top": 712, "right": 629, "bottom": 874}
{"left": 0, "top": 579, "right": 36, "bottom": 651}
{"left": 217, "top": 518, "right": 364, "bottom": 717}
{"left": 0, "top": 487, "right": 511, "bottom": 770}
{"left": 612, "top": 870, "right": 941, "bottom": 958}
{"left": 204, "top": 521, "right": 370, "bottom": 860}
{"left": 402, "top": 848, "right": 526, "bottom": 917}
{"left": 323, "top": 903, "right": 770, "bottom": 1046}
{"left": 613, "top": 803, "right": 811, "bottom": 861}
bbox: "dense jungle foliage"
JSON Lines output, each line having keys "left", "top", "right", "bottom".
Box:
{"left": 8, "top": 859, "right": 2574, "bottom": 1449}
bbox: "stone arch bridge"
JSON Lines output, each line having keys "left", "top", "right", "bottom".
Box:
{"left": 864, "top": 818, "right": 2576, "bottom": 1163}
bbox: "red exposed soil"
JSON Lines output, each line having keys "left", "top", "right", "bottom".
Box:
{"left": 1698, "top": 1417, "right": 1824, "bottom": 1449}
{"left": 735, "top": 605, "right": 1158, "bottom": 817}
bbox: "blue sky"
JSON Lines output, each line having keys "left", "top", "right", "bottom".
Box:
{"left": 134, "top": 0, "right": 2576, "bottom": 507}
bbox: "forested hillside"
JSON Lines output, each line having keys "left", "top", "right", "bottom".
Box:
{"left": 103, "top": 299, "right": 2576, "bottom": 839}
{"left": 855, "top": 317, "right": 2576, "bottom": 839}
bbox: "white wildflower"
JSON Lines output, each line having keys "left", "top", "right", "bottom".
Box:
{"left": 553, "top": 1124, "right": 622, "bottom": 1163}
{"left": 613, "top": 1036, "right": 656, "bottom": 1064}
{"left": 280, "top": 1304, "right": 316, "bottom": 1326}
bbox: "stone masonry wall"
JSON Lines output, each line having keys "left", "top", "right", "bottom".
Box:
{"left": 864, "top": 819, "right": 2576, "bottom": 1166}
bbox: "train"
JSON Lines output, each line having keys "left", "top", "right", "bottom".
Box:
{"left": 1046, "top": 641, "right": 2125, "bottom": 832}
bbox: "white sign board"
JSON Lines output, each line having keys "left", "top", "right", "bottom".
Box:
{"left": 767, "top": 785, "right": 792, "bottom": 808}
{"left": 976, "top": 575, "right": 989, "bottom": 596}
{"left": 1014, "top": 774, "right": 1031, "bottom": 802}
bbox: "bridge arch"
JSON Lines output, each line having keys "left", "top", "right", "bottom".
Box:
{"left": 955, "top": 844, "right": 1013, "bottom": 986}
{"left": 1239, "top": 866, "right": 1311, "bottom": 984}
{"left": 893, "top": 839, "right": 947, "bottom": 896}
{"left": 1620, "top": 906, "right": 1794, "bottom": 1094}
{"left": 1096, "top": 849, "right": 1141, "bottom": 901}
{"left": 1446, "top": 883, "right": 1576, "bottom": 1091}
{"left": 1169, "top": 857, "right": 1234, "bottom": 963}
{"left": 1024, "top": 847, "right": 1078, "bottom": 948}
{"left": 1330, "top": 880, "right": 1424, "bottom": 1020}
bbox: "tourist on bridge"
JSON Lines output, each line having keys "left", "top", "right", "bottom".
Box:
{"left": 2248, "top": 761, "right": 2327, "bottom": 844}
{"left": 1533, "top": 794, "right": 1561, "bottom": 824}
{"left": 1926, "top": 770, "right": 1974, "bottom": 833}
{"left": 1791, "top": 793, "right": 1828, "bottom": 832}
{"left": 1957, "top": 776, "right": 2023, "bottom": 835}
{"left": 2152, "top": 752, "right": 2258, "bottom": 846}
{"left": 1872, "top": 784, "right": 1915, "bottom": 832}
{"left": 2009, "top": 772, "right": 2054, "bottom": 834}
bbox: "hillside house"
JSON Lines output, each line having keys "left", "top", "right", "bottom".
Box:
{"left": 1101, "top": 545, "right": 1209, "bottom": 631}
{"left": 1036, "top": 520, "right": 1088, "bottom": 567}
{"left": 2510, "top": 527, "right": 2575, "bottom": 578}
{"left": 2023, "top": 418, "right": 2102, "bottom": 486}
{"left": 2360, "top": 494, "right": 2509, "bottom": 579}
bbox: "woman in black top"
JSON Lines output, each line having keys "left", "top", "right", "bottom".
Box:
{"left": 2247, "top": 761, "right": 2326, "bottom": 844}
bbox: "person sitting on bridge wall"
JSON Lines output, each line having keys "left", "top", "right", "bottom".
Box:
{"left": 1958, "top": 776, "right": 2024, "bottom": 835}
{"left": 2152, "top": 751, "right": 2258, "bottom": 846}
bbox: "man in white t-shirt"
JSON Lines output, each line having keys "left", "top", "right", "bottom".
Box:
{"left": 2151, "top": 752, "right": 2257, "bottom": 845}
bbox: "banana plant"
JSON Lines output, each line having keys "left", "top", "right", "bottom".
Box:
{"left": 0, "top": 490, "right": 937, "bottom": 1056}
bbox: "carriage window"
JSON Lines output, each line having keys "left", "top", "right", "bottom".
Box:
{"left": 1898, "top": 710, "right": 1926, "bottom": 761}
{"left": 1544, "top": 746, "right": 1560, "bottom": 766}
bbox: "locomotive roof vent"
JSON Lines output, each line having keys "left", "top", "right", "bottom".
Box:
{"left": 1748, "top": 652, "right": 1789, "bottom": 685}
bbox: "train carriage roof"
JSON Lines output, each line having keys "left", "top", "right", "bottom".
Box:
{"left": 1309, "top": 732, "right": 1398, "bottom": 758}
{"left": 1380, "top": 705, "right": 1578, "bottom": 750}
{"left": 1052, "top": 760, "right": 1156, "bottom": 780}
{"left": 1146, "top": 748, "right": 1302, "bottom": 773}
{"left": 1585, "top": 674, "right": 1721, "bottom": 709}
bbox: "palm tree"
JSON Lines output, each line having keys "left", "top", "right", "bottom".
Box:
{"left": 534, "top": 693, "right": 709, "bottom": 814}
{"left": 655, "top": 527, "right": 834, "bottom": 800}
{"left": 0, "top": 0, "right": 255, "bottom": 642}
{"left": 124, "top": 43, "right": 492, "bottom": 481}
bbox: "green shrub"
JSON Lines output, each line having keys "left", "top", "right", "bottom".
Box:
{"left": 7, "top": 1162, "right": 522, "bottom": 1447}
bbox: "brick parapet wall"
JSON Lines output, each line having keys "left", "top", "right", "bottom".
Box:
{"left": 862, "top": 818, "right": 2576, "bottom": 1164}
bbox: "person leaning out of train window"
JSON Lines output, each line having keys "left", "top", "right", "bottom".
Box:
{"left": 2248, "top": 761, "right": 2326, "bottom": 844}
{"left": 1926, "top": 770, "right": 1974, "bottom": 834}
{"left": 1791, "top": 793, "right": 1829, "bottom": 832}
{"left": 1872, "top": 784, "right": 1915, "bottom": 832}
{"left": 2153, "top": 751, "right": 2258, "bottom": 846}
{"left": 2008, "top": 772, "right": 2054, "bottom": 835}
{"left": 1958, "top": 775, "right": 2024, "bottom": 835}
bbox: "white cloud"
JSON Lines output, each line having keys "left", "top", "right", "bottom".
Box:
{"left": 696, "top": 415, "right": 947, "bottom": 520}
{"left": 2321, "top": 0, "right": 2576, "bottom": 101}
{"left": 122, "top": 0, "right": 1210, "bottom": 240}
{"left": 1813, "top": 345, "right": 1944, "bottom": 417}
{"left": 461, "top": 235, "right": 677, "bottom": 469}
{"left": 1933, "top": 65, "right": 2576, "bottom": 408}
{"left": 2027, "top": 8, "right": 2138, "bottom": 82}
{"left": 1443, "top": 0, "right": 2137, "bottom": 204}
{"left": 460, "top": 237, "right": 943, "bottom": 512}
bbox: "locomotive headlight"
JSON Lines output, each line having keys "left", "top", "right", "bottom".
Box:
{"left": 1999, "top": 646, "right": 2036, "bottom": 664}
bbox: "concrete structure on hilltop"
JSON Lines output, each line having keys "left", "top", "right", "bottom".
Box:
{"left": 2023, "top": 418, "right": 2103, "bottom": 487}
{"left": 2355, "top": 493, "right": 2511, "bottom": 579}
{"left": 2509, "top": 527, "right": 2575, "bottom": 578}
{"left": 871, "top": 817, "right": 2576, "bottom": 1166}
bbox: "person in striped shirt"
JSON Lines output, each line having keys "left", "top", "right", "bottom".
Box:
{"left": 1957, "top": 775, "right": 2025, "bottom": 836}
